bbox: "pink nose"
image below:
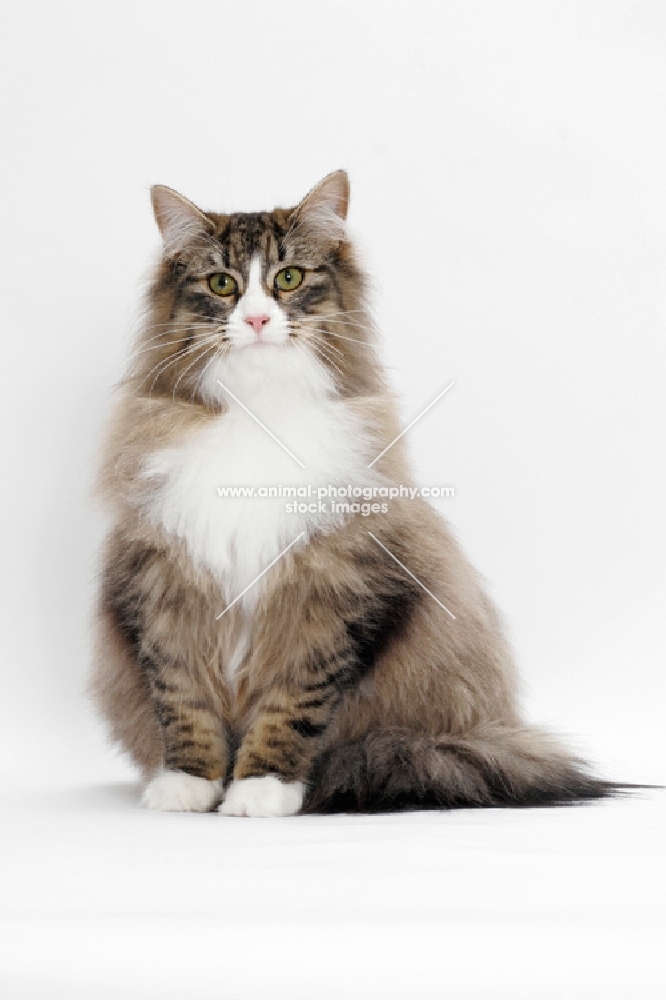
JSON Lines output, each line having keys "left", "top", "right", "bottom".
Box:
{"left": 245, "top": 314, "right": 270, "bottom": 336}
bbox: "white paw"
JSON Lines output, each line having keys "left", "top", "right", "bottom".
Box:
{"left": 219, "top": 776, "right": 305, "bottom": 817}
{"left": 142, "top": 770, "right": 223, "bottom": 812}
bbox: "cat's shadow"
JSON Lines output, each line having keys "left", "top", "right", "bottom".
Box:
{"left": 57, "top": 782, "right": 142, "bottom": 812}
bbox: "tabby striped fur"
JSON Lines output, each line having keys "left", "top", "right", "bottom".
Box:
{"left": 91, "top": 171, "right": 612, "bottom": 815}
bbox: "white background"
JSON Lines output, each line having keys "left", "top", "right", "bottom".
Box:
{"left": 1, "top": 2, "right": 664, "bottom": 998}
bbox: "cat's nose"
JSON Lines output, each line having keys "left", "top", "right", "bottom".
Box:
{"left": 245, "top": 314, "right": 270, "bottom": 336}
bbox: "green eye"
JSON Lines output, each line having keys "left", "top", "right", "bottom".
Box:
{"left": 209, "top": 273, "right": 237, "bottom": 296}
{"left": 275, "top": 267, "right": 304, "bottom": 292}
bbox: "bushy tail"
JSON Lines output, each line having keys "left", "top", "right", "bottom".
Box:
{"left": 305, "top": 724, "right": 617, "bottom": 813}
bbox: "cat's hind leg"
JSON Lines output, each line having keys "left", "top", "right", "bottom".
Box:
{"left": 93, "top": 535, "right": 230, "bottom": 812}
{"left": 90, "top": 604, "right": 162, "bottom": 775}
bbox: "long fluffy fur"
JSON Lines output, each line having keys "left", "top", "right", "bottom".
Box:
{"left": 306, "top": 725, "right": 611, "bottom": 813}
{"left": 91, "top": 172, "right": 614, "bottom": 813}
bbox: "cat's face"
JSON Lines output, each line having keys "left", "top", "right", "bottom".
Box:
{"left": 136, "top": 172, "right": 376, "bottom": 404}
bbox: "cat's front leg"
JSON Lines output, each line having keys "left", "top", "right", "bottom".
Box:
{"left": 141, "top": 649, "right": 228, "bottom": 813}
{"left": 220, "top": 683, "right": 342, "bottom": 818}
{"left": 219, "top": 774, "right": 306, "bottom": 818}
{"left": 219, "top": 528, "right": 421, "bottom": 818}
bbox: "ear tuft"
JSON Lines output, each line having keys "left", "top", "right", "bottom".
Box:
{"left": 291, "top": 170, "right": 350, "bottom": 245}
{"left": 150, "top": 185, "right": 214, "bottom": 256}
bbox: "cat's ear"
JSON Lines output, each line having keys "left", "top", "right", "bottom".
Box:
{"left": 291, "top": 170, "right": 349, "bottom": 246}
{"left": 150, "top": 185, "right": 214, "bottom": 256}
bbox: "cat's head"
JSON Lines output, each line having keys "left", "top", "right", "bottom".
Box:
{"left": 134, "top": 172, "right": 379, "bottom": 405}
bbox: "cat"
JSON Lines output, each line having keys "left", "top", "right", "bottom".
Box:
{"left": 91, "top": 170, "right": 612, "bottom": 816}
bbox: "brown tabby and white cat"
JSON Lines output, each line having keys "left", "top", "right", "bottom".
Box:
{"left": 91, "top": 171, "right": 611, "bottom": 816}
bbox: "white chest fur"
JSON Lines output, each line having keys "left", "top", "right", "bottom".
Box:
{"left": 143, "top": 348, "right": 380, "bottom": 610}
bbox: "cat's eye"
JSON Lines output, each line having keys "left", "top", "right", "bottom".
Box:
{"left": 209, "top": 273, "right": 237, "bottom": 296}
{"left": 275, "top": 267, "right": 304, "bottom": 292}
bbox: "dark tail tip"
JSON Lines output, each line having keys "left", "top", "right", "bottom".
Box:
{"left": 305, "top": 728, "right": 639, "bottom": 814}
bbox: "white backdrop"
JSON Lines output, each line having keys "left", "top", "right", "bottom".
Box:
{"left": 1, "top": 0, "right": 665, "bottom": 786}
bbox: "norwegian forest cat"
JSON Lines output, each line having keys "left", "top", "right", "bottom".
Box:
{"left": 91, "top": 171, "right": 612, "bottom": 816}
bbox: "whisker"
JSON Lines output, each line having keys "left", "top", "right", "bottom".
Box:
{"left": 139, "top": 319, "right": 222, "bottom": 335}
{"left": 301, "top": 332, "right": 345, "bottom": 359}
{"left": 305, "top": 309, "right": 369, "bottom": 324}
{"left": 138, "top": 319, "right": 222, "bottom": 335}
{"left": 291, "top": 338, "right": 328, "bottom": 379}
{"left": 312, "top": 317, "right": 377, "bottom": 332}
{"left": 141, "top": 334, "right": 221, "bottom": 396}
{"left": 128, "top": 337, "right": 201, "bottom": 362}
{"left": 192, "top": 343, "right": 230, "bottom": 404}
{"left": 295, "top": 339, "right": 345, "bottom": 384}
{"left": 128, "top": 325, "right": 225, "bottom": 359}
{"left": 294, "top": 323, "right": 374, "bottom": 347}
{"left": 131, "top": 340, "right": 200, "bottom": 381}
{"left": 126, "top": 322, "right": 222, "bottom": 359}
{"left": 290, "top": 323, "right": 345, "bottom": 355}
{"left": 299, "top": 336, "right": 346, "bottom": 379}
{"left": 172, "top": 342, "right": 219, "bottom": 402}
